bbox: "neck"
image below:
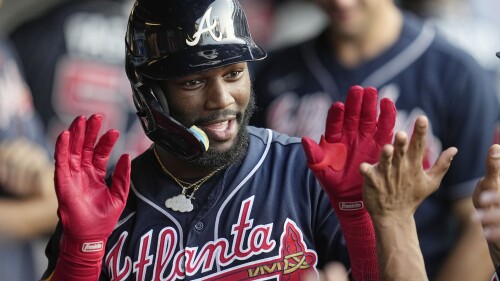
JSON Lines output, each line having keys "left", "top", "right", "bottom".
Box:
{"left": 153, "top": 145, "right": 220, "bottom": 180}
{"left": 330, "top": 6, "right": 403, "bottom": 68}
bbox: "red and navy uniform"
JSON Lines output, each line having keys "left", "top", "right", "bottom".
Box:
{"left": 42, "top": 127, "right": 350, "bottom": 280}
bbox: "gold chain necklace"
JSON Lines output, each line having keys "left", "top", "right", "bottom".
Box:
{"left": 153, "top": 146, "right": 224, "bottom": 212}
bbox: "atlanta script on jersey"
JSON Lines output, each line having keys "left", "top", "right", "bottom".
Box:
{"left": 42, "top": 127, "right": 350, "bottom": 280}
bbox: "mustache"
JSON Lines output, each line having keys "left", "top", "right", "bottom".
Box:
{"left": 193, "top": 109, "right": 242, "bottom": 125}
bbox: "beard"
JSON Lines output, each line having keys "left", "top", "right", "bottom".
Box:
{"left": 187, "top": 89, "right": 257, "bottom": 168}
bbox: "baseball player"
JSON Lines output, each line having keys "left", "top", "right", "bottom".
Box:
{"left": 40, "top": 0, "right": 456, "bottom": 280}
{"left": 251, "top": 0, "right": 500, "bottom": 279}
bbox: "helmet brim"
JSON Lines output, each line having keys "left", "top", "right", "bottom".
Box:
{"left": 135, "top": 42, "right": 266, "bottom": 80}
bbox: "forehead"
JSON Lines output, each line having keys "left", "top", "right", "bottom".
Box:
{"left": 171, "top": 62, "right": 248, "bottom": 80}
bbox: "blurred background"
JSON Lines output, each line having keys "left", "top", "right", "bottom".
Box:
{"left": 0, "top": 0, "right": 328, "bottom": 50}
{"left": 1, "top": 0, "right": 500, "bottom": 280}
{"left": 0, "top": 0, "right": 63, "bottom": 34}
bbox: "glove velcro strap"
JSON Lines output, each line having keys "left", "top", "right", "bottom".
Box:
{"left": 336, "top": 208, "right": 379, "bottom": 281}
{"left": 51, "top": 234, "right": 107, "bottom": 280}
{"left": 331, "top": 198, "right": 366, "bottom": 218}
{"left": 59, "top": 234, "right": 107, "bottom": 262}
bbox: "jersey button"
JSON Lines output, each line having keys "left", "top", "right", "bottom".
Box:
{"left": 195, "top": 222, "right": 204, "bottom": 231}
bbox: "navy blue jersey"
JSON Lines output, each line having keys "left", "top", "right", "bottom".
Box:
{"left": 252, "top": 12, "right": 500, "bottom": 278}
{"left": 42, "top": 127, "right": 350, "bottom": 280}
{"left": 493, "top": 266, "right": 500, "bottom": 281}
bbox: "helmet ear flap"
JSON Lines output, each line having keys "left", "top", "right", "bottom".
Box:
{"left": 130, "top": 81, "right": 161, "bottom": 133}
{"left": 128, "top": 70, "right": 209, "bottom": 160}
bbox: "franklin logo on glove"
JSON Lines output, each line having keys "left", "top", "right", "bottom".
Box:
{"left": 339, "top": 201, "right": 364, "bottom": 211}
{"left": 81, "top": 242, "right": 104, "bottom": 253}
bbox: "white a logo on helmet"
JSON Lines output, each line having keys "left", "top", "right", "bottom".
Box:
{"left": 186, "top": 7, "right": 223, "bottom": 46}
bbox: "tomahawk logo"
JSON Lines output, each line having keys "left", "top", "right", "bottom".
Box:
{"left": 186, "top": 7, "right": 222, "bottom": 46}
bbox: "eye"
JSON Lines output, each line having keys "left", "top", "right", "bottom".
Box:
{"left": 224, "top": 70, "right": 243, "bottom": 80}
{"left": 182, "top": 79, "right": 204, "bottom": 88}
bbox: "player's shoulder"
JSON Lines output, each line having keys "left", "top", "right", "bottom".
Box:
{"left": 246, "top": 126, "right": 307, "bottom": 163}
{"left": 403, "top": 12, "right": 484, "bottom": 71}
{"left": 247, "top": 126, "right": 302, "bottom": 147}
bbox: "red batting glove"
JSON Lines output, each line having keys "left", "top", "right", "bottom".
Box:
{"left": 302, "top": 86, "right": 396, "bottom": 281}
{"left": 51, "top": 114, "right": 131, "bottom": 281}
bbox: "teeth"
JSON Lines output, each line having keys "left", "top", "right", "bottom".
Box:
{"left": 206, "top": 121, "right": 228, "bottom": 131}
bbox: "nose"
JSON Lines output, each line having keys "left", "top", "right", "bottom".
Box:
{"left": 205, "top": 79, "right": 235, "bottom": 109}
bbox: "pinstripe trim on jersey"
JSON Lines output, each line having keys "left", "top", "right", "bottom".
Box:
{"left": 213, "top": 128, "right": 273, "bottom": 272}
{"left": 362, "top": 23, "right": 436, "bottom": 87}
{"left": 130, "top": 181, "right": 186, "bottom": 248}
{"left": 114, "top": 211, "right": 135, "bottom": 230}
{"left": 301, "top": 23, "right": 436, "bottom": 93}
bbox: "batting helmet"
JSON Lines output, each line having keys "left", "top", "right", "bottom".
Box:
{"left": 125, "top": 0, "right": 266, "bottom": 160}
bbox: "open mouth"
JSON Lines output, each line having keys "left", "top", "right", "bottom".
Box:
{"left": 199, "top": 118, "right": 237, "bottom": 141}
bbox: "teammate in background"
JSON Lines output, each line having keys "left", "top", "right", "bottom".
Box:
{"left": 9, "top": 0, "right": 151, "bottom": 163}
{"left": 399, "top": 0, "right": 500, "bottom": 144}
{"left": 0, "top": 33, "right": 57, "bottom": 281}
{"left": 313, "top": 51, "right": 500, "bottom": 281}
{"left": 39, "top": 0, "right": 455, "bottom": 280}
{"left": 251, "top": 0, "right": 499, "bottom": 279}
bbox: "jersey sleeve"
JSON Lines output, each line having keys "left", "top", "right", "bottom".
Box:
{"left": 40, "top": 222, "right": 61, "bottom": 280}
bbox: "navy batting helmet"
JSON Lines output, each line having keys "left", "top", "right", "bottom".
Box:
{"left": 125, "top": 0, "right": 266, "bottom": 160}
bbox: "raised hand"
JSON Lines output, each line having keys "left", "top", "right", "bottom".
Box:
{"left": 301, "top": 85, "right": 396, "bottom": 281}
{"left": 472, "top": 144, "right": 500, "bottom": 268}
{"left": 361, "top": 115, "right": 457, "bottom": 219}
{"left": 52, "top": 114, "right": 131, "bottom": 280}
{"left": 302, "top": 85, "right": 396, "bottom": 212}
{"left": 360, "top": 116, "right": 457, "bottom": 281}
